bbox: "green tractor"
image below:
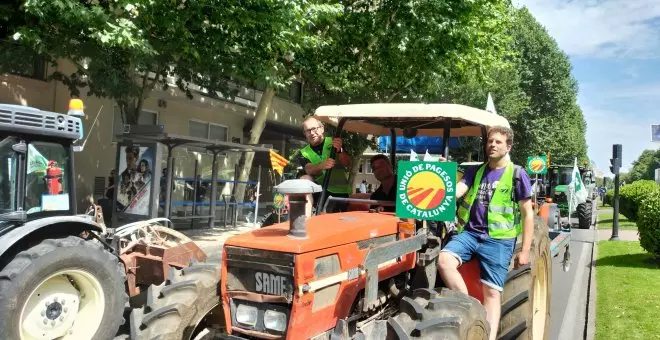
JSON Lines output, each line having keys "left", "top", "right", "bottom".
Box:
{"left": 546, "top": 164, "right": 597, "bottom": 229}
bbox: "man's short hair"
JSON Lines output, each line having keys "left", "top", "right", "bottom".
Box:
{"left": 370, "top": 154, "right": 390, "bottom": 166}
{"left": 302, "top": 116, "right": 323, "bottom": 127}
{"left": 488, "top": 126, "right": 514, "bottom": 146}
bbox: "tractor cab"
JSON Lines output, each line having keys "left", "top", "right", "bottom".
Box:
{"left": 0, "top": 101, "right": 83, "bottom": 226}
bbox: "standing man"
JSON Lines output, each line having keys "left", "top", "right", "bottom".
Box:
{"left": 298, "top": 116, "right": 352, "bottom": 212}
{"left": 437, "top": 126, "right": 533, "bottom": 340}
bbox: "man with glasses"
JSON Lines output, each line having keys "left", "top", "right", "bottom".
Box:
{"left": 297, "top": 117, "right": 352, "bottom": 212}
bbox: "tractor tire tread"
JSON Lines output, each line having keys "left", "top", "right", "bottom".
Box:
{"left": 382, "top": 287, "right": 489, "bottom": 339}
{"left": 130, "top": 262, "right": 221, "bottom": 340}
{"left": 0, "top": 236, "right": 126, "bottom": 340}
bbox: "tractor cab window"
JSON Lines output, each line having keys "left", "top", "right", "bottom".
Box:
{"left": 0, "top": 137, "right": 18, "bottom": 213}
{"left": 25, "top": 142, "right": 71, "bottom": 214}
{"left": 551, "top": 168, "right": 573, "bottom": 186}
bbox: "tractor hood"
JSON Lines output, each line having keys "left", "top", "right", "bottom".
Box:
{"left": 553, "top": 185, "right": 567, "bottom": 193}
{"left": 224, "top": 211, "right": 400, "bottom": 254}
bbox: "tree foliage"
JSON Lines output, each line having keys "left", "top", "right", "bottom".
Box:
{"left": 299, "top": 0, "right": 516, "bottom": 183}
{"left": 508, "top": 8, "right": 587, "bottom": 165}
{"left": 429, "top": 7, "right": 588, "bottom": 166}
{"left": 627, "top": 149, "right": 660, "bottom": 183}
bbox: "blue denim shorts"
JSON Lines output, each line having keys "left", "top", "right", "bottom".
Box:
{"left": 441, "top": 230, "right": 516, "bottom": 291}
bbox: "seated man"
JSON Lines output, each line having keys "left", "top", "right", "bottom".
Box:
{"left": 368, "top": 154, "right": 396, "bottom": 212}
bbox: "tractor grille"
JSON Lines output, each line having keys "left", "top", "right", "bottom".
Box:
{"left": 225, "top": 247, "right": 295, "bottom": 337}
{"left": 0, "top": 104, "right": 81, "bottom": 140}
{"left": 225, "top": 246, "right": 295, "bottom": 302}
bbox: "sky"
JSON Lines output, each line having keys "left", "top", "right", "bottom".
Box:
{"left": 514, "top": 0, "right": 660, "bottom": 177}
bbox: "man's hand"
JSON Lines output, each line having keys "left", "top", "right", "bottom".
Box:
{"left": 320, "top": 158, "right": 335, "bottom": 170}
{"left": 513, "top": 249, "right": 530, "bottom": 269}
{"left": 332, "top": 138, "right": 343, "bottom": 152}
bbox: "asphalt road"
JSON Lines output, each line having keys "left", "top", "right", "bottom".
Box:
{"left": 548, "top": 221, "right": 597, "bottom": 340}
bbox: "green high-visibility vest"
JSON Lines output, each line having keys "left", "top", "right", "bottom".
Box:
{"left": 300, "top": 137, "right": 351, "bottom": 194}
{"left": 456, "top": 162, "right": 522, "bottom": 239}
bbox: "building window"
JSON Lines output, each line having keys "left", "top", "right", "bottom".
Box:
{"left": 364, "top": 159, "right": 373, "bottom": 174}
{"left": 188, "top": 120, "right": 228, "bottom": 141}
{"left": 112, "top": 107, "right": 159, "bottom": 141}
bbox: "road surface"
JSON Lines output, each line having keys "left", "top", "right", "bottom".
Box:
{"left": 549, "top": 222, "right": 596, "bottom": 340}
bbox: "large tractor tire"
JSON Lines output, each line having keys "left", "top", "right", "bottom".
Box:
{"left": 577, "top": 201, "right": 593, "bottom": 229}
{"left": 499, "top": 217, "right": 551, "bottom": 340}
{"left": 0, "top": 236, "right": 127, "bottom": 340}
{"left": 384, "top": 287, "right": 489, "bottom": 339}
{"left": 130, "top": 262, "right": 222, "bottom": 340}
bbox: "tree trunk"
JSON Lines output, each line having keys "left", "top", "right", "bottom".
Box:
{"left": 347, "top": 154, "right": 363, "bottom": 192}
{"left": 233, "top": 87, "right": 276, "bottom": 206}
{"left": 118, "top": 100, "right": 141, "bottom": 125}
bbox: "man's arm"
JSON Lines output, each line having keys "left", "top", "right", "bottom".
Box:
{"left": 513, "top": 167, "right": 534, "bottom": 268}
{"left": 518, "top": 198, "right": 534, "bottom": 257}
{"left": 337, "top": 151, "right": 351, "bottom": 167}
{"left": 456, "top": 182, "right": 469, "bottom": 199}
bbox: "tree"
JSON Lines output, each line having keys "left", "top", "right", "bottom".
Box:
{"left": 223, "top": 2, "right": 343, "bottom": 203}
{"left": 627, "top": 149, "right": 660, "bottom": 183}
{"left": 3, "top": 0, "right": 238, "bottom": 125}
{"left": 431, "top": 7, "right": 589, "bottom": 166}
{"left": 507, "top": 8, "right": 587, "bottom": 165}
{"left": 297, "top": 0, "right": 515, "bottom": 185}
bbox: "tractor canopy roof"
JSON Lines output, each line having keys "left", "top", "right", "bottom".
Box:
{"left": 313, "top": 103, "right": 510, "bottom": 137}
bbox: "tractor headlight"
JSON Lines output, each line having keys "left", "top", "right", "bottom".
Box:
{"left": 236, "top": 304, "right": 258, "bottom": 327}
{"left": 264, "top": 310, "right": 287, "bottom": 332}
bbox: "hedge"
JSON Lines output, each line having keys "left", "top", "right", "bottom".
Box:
{"left": 618, "top": 180, "right": 659, "bottom": 222}
{"left": 604, "top": 190, "right": 613, "bottom": 206}
{"left": 637, "top": 187, "right": 660, "bottom": 259}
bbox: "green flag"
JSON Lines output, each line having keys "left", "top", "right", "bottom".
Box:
{"left": 27, "top": 145, "right": 48, "bottom": 175}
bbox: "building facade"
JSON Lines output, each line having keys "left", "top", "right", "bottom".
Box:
{"left": 1, "top": 59, "right": 308, "bottom": 215}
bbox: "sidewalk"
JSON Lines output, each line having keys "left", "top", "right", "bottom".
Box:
{"left": 179, "top": 221, "right": 259, "bottom": 256}
{"left": 597, "top": 229, "right": 639, "bottom": 241}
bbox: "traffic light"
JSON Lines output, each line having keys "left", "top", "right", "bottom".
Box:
{"left": 610, "top": 144, "right": 622, "bottom": 174}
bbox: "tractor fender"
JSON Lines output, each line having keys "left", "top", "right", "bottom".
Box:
{"left": 0, "top": 216, "right": 104, "bottom": 260}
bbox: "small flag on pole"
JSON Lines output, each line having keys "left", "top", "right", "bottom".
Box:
{"left": 269, "top": 149, "right": 289, "bottom": 176}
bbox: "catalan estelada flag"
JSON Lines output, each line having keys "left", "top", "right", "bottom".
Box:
{"left": 269, "top": 149, "right": 289, "bottom": 176}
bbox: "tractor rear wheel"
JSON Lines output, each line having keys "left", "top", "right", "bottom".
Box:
{"left": 498, "top": 217, "right": 551, "bottom": 340}
{"left": 384, "top": 287, "right": 489, "bottom": 339}
{"left": 0, "top": 236, "right": 127, "bottom": 340}
{"left": 130, "top": 262, "right": 223, "bottom": 340}
{"left": 577, "top": 201, "right": 593, "bottom": 229}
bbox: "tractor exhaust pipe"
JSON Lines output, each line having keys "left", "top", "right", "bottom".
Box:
{"left": 274, "top": 179, "right": 322, "bottom": 239}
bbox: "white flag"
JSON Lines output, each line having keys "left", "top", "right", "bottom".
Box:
{"left": 567, "top": 157, "right": 588, "bottom": 212}
{"left": 410, "top": 150, "right": 419, "bottom": 161}
{"left": 486, "top": 93, "right": 497, "bottom": 114}
{"left": 423, "top": 150, "right": 433, "bottom": 161}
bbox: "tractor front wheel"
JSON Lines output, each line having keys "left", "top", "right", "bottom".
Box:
{"left": 499, "top": 217, "right": 552, "bottom": 340}
{"left": 384, "top": 287, "right": 489, "bottom": 339}
{"left": 0, "top": 236, "right": 127, "bottom": 340}
{"left": 130, "top": 262, "right": 223, "bottom": 340}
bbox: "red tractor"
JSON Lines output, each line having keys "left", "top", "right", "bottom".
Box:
{"left": 129, "top": 103, "right": 551, "bottom": 340}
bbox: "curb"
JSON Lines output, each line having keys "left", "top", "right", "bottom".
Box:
{"left": 585, "top": 232, "right": 597, "bottom": 340}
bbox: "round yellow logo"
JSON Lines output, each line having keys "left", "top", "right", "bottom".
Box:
{"left": 406, "top": 171, "right": 447, "bottom": 210}
{"left": 530, "top": 159, "right": 545, "bottom": 171}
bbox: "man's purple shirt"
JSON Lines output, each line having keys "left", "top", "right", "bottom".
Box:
{"left": 460, "top": 164, "right": 532, "bottom": 236}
